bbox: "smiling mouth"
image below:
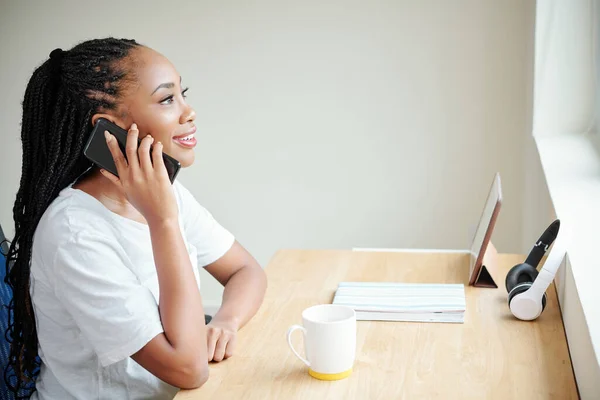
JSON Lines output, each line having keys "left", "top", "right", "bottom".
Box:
{"left": 173, "top": 128, "right": 197, "bottom": 149}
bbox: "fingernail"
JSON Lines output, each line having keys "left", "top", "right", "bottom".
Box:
{"left": 104, "top": 131, "right": 111, "bottom": 141}
{"left": 131, "top": 123, "right": 137, "bottom": 130}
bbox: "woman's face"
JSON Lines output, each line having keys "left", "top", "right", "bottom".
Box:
{"left": 98, "top": 46, "right": 197, "bottom": 168}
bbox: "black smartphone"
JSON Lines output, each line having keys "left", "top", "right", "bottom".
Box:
{"left": 83, "top": 118, "right": 181, "bottom": 183}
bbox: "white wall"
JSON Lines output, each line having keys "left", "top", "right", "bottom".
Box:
{"left": 0, "top": 0, "right": 534, "bottom": 307}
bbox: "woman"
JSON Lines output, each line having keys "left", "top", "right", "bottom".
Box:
{"left": 4, "top": 37, "right": 267, "bottom": 399}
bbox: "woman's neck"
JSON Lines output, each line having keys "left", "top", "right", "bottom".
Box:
{"left": 73, "top": 169, "right": 148, "bottom": 225}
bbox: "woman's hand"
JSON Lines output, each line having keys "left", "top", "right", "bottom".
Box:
{"left": 206, "top": 319, "right": 238, "bottom": 362}
{"left": 101, "top": 123, "right": 178, "bottom": 226}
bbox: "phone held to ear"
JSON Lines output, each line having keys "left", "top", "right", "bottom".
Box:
{"left": 83, "top": 118, "right": 181, "bottom": 183}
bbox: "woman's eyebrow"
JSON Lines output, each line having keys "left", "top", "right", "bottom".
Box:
{"left": 151, "top": 82, "right": 174, "bottom": 95}
{"left": 150, "top": 77, "right": 182, "bottom": 95}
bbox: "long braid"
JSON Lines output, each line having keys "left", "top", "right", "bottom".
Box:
{"left": 4, "top": 37, "right": 141, "bottom": 398}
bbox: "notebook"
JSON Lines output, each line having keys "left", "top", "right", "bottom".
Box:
{"left": 332, "top": 282, "right": 466, "bottom": 323}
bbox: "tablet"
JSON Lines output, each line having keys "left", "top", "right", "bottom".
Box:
{"left": 468, "top": 173, "right": 502, "bottom": 285}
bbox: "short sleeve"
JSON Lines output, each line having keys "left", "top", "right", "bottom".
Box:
{"left": 53, "top": 231, "right": 164, "bottom": 367}
{"left": 175, "top": 182, "right": 235, "bottom": 267}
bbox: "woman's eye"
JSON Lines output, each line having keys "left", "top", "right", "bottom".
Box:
{"left": 159, "top": 88, "right": 189, "bottom": 105}
{"left": 160, "top": 95, "right": 174, "bottom": 105}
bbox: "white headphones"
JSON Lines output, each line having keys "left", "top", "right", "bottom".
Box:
{"left": 505, "top": 219, "right": 568, "bottom": 321}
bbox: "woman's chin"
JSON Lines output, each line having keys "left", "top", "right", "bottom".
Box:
{"left": 177, "top": 152, "right": 195, "bottom": 168}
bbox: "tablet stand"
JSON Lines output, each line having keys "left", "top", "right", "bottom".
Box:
{"left": 472, "top": 242, "right": 498, "bottom": 288}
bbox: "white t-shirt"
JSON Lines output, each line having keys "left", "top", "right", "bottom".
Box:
{"left": 29, "top": 180, "right": 235, "bottom": 400}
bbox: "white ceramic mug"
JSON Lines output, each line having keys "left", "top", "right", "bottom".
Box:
{"left": 286, "top": 304, "right": 356, "bottom": 380}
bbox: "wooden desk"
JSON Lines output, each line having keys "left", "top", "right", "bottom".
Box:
{"left": 176, "top": 250, "right": 578, "bottom": 399}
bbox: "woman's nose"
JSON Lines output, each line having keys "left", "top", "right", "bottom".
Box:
{"left": 181, "top": 106, "right": 196, "bottom": 124}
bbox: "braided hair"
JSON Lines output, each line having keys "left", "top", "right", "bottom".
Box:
{"left": 4, "top": 37, "right": 141, "bottom": 398}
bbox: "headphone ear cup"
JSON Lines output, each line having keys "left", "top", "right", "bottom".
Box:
{"left": 508, "top": 282, "right": 532, "bottom": 306}
{"left": 508, "top": 282, "right": 547, "bottom": 320}
{"left": 505, "top": 263, "right": 539, "bottom": 293}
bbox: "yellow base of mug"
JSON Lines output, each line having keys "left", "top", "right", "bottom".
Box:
{"left": 308, "top": 368, "right": 352, "bottom": 381}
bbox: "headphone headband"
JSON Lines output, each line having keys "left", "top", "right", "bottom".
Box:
{"left": 524, "top": 219, "right": 560, "bottom": 268}
{"left": 525, "top": 220, "right": 569, "bottom": 299}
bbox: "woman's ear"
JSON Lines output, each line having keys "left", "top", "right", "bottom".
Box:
{"left": 91, "top": 113, "right": 126, "bottom": 129}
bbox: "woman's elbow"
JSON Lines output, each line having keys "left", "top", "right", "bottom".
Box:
{"left": 176, "top": 358, "right": 209, "bottom": 389}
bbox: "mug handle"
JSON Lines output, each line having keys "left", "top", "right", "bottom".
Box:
{"left": 286, "top": 325, "right": 310, "bottom": 367}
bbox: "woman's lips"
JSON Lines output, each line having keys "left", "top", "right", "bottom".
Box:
{"left": 173, "top": 127, "right": 197, "bottom": 148}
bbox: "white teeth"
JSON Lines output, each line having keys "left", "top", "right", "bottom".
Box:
{"left": 177, "top": 134, "right": 194, "bottom": 141}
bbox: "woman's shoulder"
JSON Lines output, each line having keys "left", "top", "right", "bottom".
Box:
{"left": 31, "top": 186, "right": 125, "bottom": 282}
{"left": 35, "top": 186, "right": 120, "bottom": 246}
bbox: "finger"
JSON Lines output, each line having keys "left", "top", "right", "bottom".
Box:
{"left": 99, "top": 168, "right": 121, "bottom": 187}
{"left": 206, "top": 328, "right": 219, "bottom": 362}
{"left": 212, "top": 335, "right": 228, "bottom": 362}
{"left": 138, "top": 135, "right": 154, "bottom": 172}
{"left": 104, "top": 131, "right": 127, "bottom": 176}
{"left": 224, "top": 334, "right": 236, "bottom": 359}
{"left": 151, "top": 141, "right": 169, "bottom": 178}
{"left": 125, "top": 123, "right": 140, "bottom": 169}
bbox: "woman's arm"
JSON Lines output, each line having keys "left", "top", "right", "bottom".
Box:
{"left": 203, "top": 241, "right": 267, "bottom": 361}
{"left": 206, "top": 241, "right": 266, "bottom": 328}
{"left": 103, "top": 125, "right": 209, "bottom": 388}
{"left": 131, "top": 219, "right": 209, "bottom": 389}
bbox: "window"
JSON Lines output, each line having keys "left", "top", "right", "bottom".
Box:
{"left": 531, "top": 1, "right": 600, "bottom": 397}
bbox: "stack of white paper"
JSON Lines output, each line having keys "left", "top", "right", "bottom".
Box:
{"left": 332, "top": 282, "right": 466, "bottom": 323}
